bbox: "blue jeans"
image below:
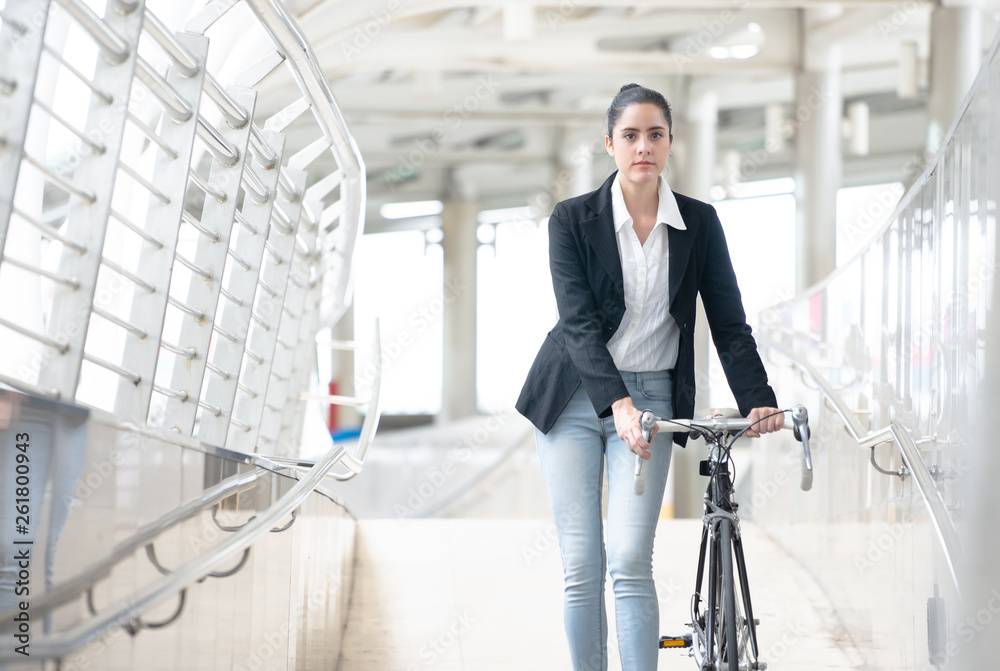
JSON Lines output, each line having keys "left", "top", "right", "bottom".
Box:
{"left": 536, "top": 370, "right": 674, "bottom": 671}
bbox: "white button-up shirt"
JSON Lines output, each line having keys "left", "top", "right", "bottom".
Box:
{"left": 606, "top": 173, "right": 686, "bottom": 372}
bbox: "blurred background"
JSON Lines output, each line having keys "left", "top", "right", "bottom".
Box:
{"left": 3, "top": 0, "right": 1000, "bottom": 669}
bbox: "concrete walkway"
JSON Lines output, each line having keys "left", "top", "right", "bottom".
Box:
{"left": 338, "top": 518, "right": 862, "bottom": 670}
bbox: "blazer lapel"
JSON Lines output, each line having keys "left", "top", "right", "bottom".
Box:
{"left": 581, "top": 173, "right": 623, "bottom": 289}
{"left": 668, "top": 196, "right": 699, "bottom": 307}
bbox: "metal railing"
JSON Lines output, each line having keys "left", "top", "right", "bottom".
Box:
{"left": 749, "top": 26, "right": 1000, "bottom": 668}
{"left": 0, "top": 0, "right": 367, "bottom": 455}
{"left": 0, "top": 0, "right": 376, "bottom": 664}
{"left": 759, "top": 336, "right": 964, "bottom": 599}
{"left": 0, "top": 442, "right": 349, "bottom": 661}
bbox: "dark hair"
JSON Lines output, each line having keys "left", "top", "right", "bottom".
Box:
{"left": 606, "top": 83, "right": 673, "bottom": 138}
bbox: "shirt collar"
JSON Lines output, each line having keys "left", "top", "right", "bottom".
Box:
{"left": 611, "top": 172, "right": 687, "bottom": 233}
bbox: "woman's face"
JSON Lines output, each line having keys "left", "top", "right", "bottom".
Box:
{"left": 605, "top": 103, "right": 672, "bottom": 188}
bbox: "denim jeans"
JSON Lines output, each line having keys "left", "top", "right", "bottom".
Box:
{"left": 535, "top": 370, "right": 674, "bottom": 671}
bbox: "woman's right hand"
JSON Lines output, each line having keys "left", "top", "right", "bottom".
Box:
{"left": 612, "top": 396, "right": 655, "bottom": 459}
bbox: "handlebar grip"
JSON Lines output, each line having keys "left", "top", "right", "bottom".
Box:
{"left": 791, "top": 405, "right": 813, "bottom": 491}
{"left": 633, "top": 410, "right": 657, "bottom": 496}
{"left": 801, "top": 459, "right": 813, "bottom": 491}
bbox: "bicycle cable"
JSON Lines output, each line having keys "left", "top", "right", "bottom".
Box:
{"left": 720, "top": 408, "right": 792, "bottom": 503}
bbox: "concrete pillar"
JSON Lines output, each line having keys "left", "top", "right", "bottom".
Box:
{"left": 927, "top": 4, "right": 983, "bottom": 153}
{"left": 332, "top": 304, "right": 360, "bottom": 428}
{"left": 440, "top": 198, "right": 479, "bottom": 421}
{"left": 568, "top": 135, "right": 595, "bottom": 198}
{"left": 794, "top": 8, "right": 843, "bottom": 291}
{"left": 674, "top": 85, "right": 718, "bottom": 519}
{"left": 681, "top": 88, "right": 717, "bottom": 201}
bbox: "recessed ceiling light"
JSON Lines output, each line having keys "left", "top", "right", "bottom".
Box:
{"left": 380, "top": 200, "right": 444, "bottom": 219}
{"left": 730, "top": 44, "right": 759, "bottom": 59}
{"left": 748, "top": 22, "right": 762, "bottom": 33}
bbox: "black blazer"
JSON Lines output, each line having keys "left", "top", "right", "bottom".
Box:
{"left": 515, "top": 171, "right": 777, "bottom": 446}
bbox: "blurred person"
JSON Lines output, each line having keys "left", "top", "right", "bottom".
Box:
{"left": 516, "top": 83, "right": 783, "bottom": 671}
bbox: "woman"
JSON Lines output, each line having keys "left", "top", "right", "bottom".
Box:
{"left": 515, "top": 84, "right": 783, "bottom": 671}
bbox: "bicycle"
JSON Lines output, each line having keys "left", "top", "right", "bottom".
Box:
{"left": 633, "top": 405, "right": 813, "bottom": 671}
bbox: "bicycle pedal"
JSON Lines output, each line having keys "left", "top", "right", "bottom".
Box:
{"left": 659, "top": 633, "right": 692, "bottom": 648}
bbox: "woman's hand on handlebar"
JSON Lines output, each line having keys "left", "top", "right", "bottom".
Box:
{"left": 745, "top": 406, "right": 785, "bottom": 438}
{"left": 611, "top": 396, "right": 657, "bottom": 459}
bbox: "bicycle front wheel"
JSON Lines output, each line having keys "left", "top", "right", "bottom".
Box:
{"left": 717, "top": 519, "right": 739, "bottom": 671}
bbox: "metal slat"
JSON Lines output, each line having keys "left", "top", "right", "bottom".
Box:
{"left": 260, "top": 206, "right": 319, "bottom": 451}
{"left": 36, "top": 0, "right": 145, "bottom": 401}
{"left": 160, "top": 86, "right": 256, "bottom": 436}
{"left": 197, "top": 131, "right": 285, "bottom": 447}
{"left": 258, "top": 207, "right": 319, "bottom": 449}
{"left": 282, "top": 254, "right": 323, "bottom": 450}
{"left": 114, "top": 32, "right": 209, "bottom": 423}
{"left": 227, "top": 169, "right": 307, "bottom": 452}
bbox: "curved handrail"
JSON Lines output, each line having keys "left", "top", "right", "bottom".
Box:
{"left": 0, "top": 467, "right": 261, "bottom": 630}
{"left": 758, "top": 335, "right": 964, "bottom": 601}
{"left": 0, "top": 444, "right": 349, "bottom": 662}
{"left": 283, "top": 319, "right": 383, "bottom": 481}
{"left": 243, "top": 0, "right": 367, "bottom": 326}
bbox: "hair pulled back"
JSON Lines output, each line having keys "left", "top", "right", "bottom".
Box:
{"left": 606, "top": 83, "right": 673, "bottom": 138}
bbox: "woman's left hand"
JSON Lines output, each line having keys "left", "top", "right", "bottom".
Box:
{"left": 745, "top": 407, "right": 784, "bottom": 438}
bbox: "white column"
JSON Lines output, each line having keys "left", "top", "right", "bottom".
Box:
{"left": 567, "top": 134, "right": 595, "bottom": 198}
{"left": 681, "top": 88, "right": 717, "bottom": 201}
{"left": 676, "top": 85, "right": 718, "bottom": 519}
{"left": 332, "top": 304, "right": 360, "bottom": 428}
{"left": 927, "top": 4, "right": 983, "bottom": 153}
{"left": 794, "top": 8, "right": 843, "bottom": 291}
{"left": 441, "top": 198, "right": 479, "bottom": 421}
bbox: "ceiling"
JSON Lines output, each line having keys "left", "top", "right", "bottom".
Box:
{"left": 246, "top": 1, "right": 1000, "bottom": 232}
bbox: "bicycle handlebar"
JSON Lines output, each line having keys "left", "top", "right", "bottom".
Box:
{"left": 633, "top": 410, "right": 657, "bottom": 495}
{"left": 633, "top": 405, "right": 814, "bottom": 496}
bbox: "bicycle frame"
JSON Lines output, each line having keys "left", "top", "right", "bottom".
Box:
{"left": 651, "top": 405, "right": 809, "bottom": 671}
{"left": 690, "top": 438, "right": 760, "bottom": 671}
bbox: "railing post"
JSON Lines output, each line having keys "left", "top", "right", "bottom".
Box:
{"left": 259, "top": 202, "right": 320, "bottom": 455}
{"left": 36, "top": 0, "right": 145, "bottom": 399}
{"left": 158, "top": 86, "right": 256, "bottom": 435}
{"left": 114, "top": 32, "right": 209, "bottom": 423}
{"left": 0, "top": 0, "right": 51, "bottom": 251}
{"left": 227, "top": 168, "right": 308, "bottom": 452}
{"left": 282, "top": 239, "right": 324, "bottom": 454}
{"left": 197, "top": 131, "right": 285, "bottom": 447}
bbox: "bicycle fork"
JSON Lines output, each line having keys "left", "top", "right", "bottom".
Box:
{"left": 660, "top": 503, "right": 765, "bottom": 671}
